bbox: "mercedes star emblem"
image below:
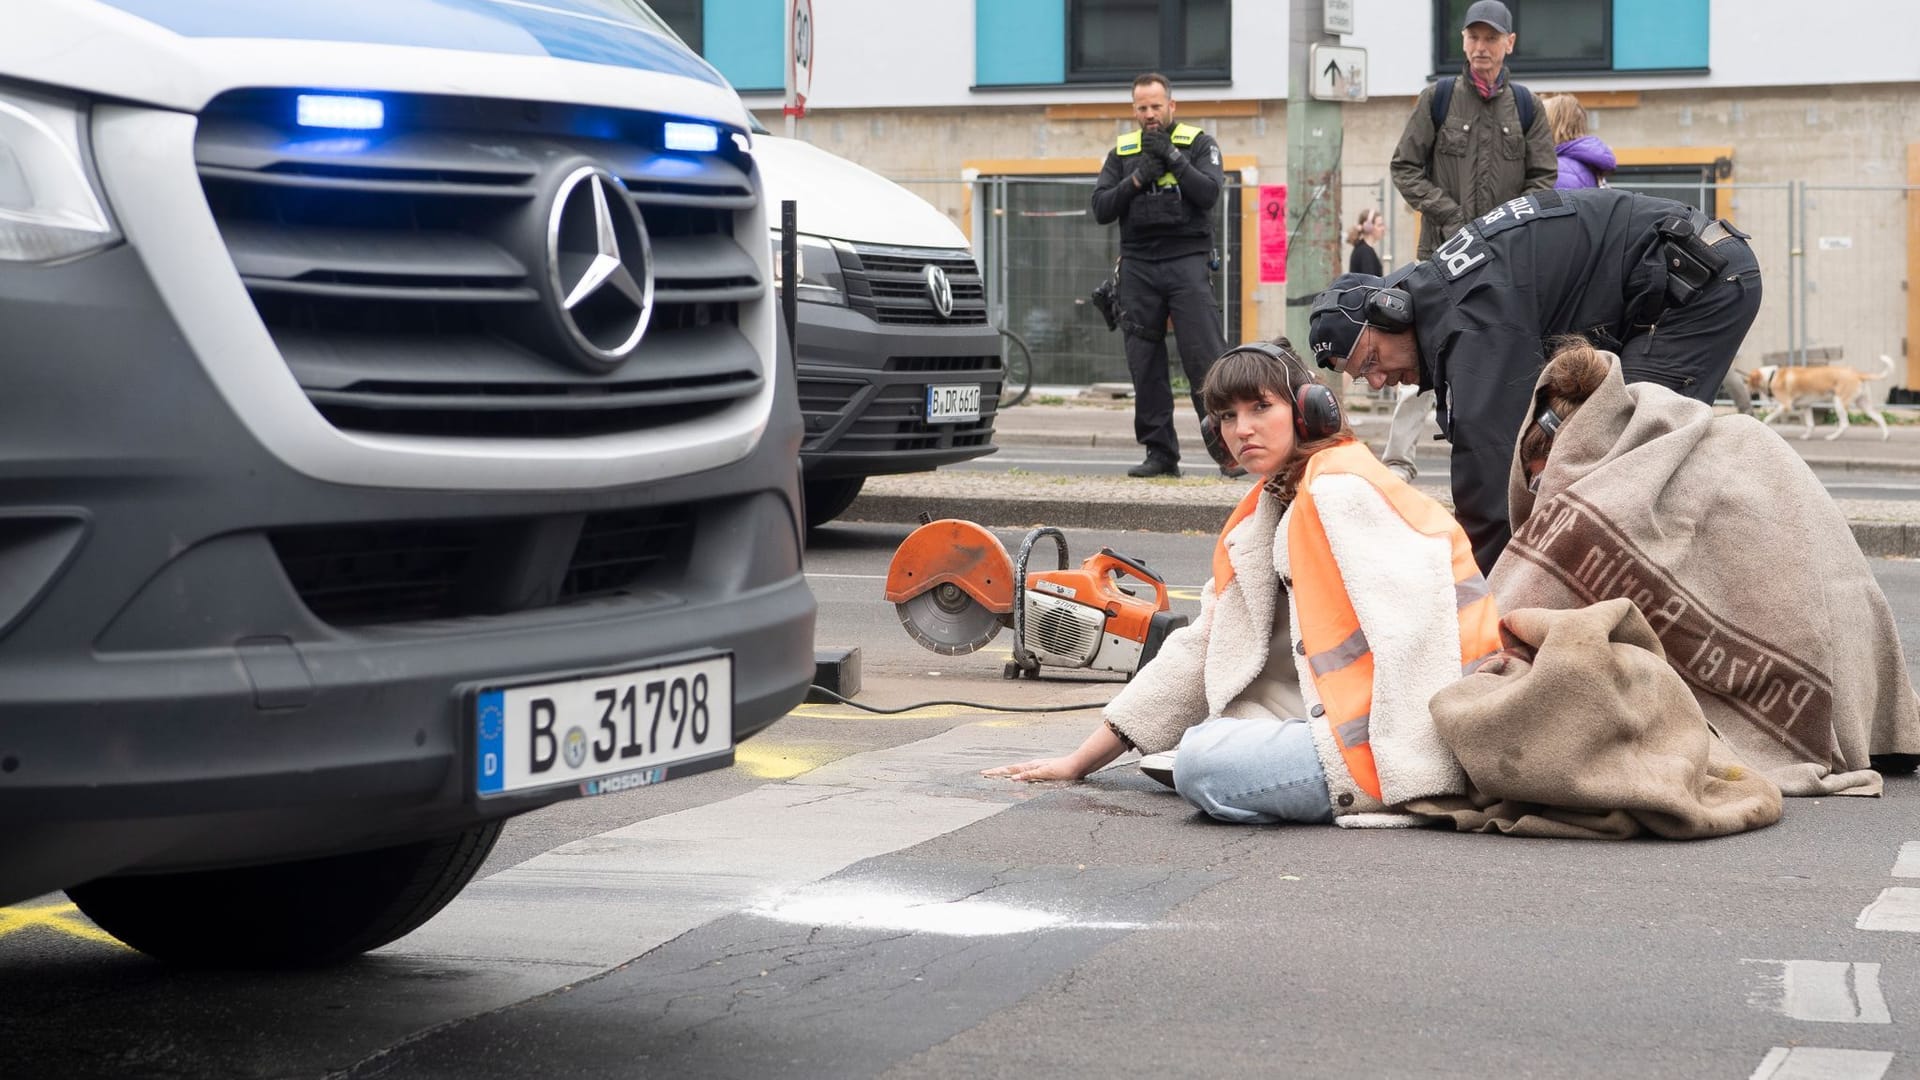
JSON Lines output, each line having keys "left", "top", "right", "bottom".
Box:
{"left": 923, "top": 263, "right": 954, "bottom": 320}
{"left": 547, "top": 165, "right": 654, "bottom": 368}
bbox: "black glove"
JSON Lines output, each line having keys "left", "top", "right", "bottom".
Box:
{"left": 1130, "top": 155, "right": 1160, "bottom": 187}
{"left": 1140, "top": 127, "right": 1173, "bottom": 162}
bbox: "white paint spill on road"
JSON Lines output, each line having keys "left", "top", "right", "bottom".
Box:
{"left": 1750, "top": 1047, "right": 1893, "bottom": 1080}
{"left": 1856, "top": 887, "right": 1920, "bottom": 932}
{"left": 751, "top": 885, "right": 1142, "bottom": 937}
{"left": 1743, "top": 960, "right": 1890, "bottom": 1023}
{"left": 1893, "top": 841, "right": 1920, "bottom": 878}
{"left": 381, "top": 714, "right": 1088, "bottom": 978}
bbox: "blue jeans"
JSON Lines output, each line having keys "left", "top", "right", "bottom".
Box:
{"left": 1173, "top": 716, "right": 1334, "bottom": 825}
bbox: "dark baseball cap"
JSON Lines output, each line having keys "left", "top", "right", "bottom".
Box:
{"left": 1462, "top": 0, "right": 1513, "bottom": 32}
{"left": 1308, "top": 273, "right": 1384, "bottom": 371}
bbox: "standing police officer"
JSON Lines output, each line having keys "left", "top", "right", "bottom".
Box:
{"left": 1309, "top": 186, "right": 1762, "bottom": 571}
{"left": 1092, "top": 73, "right": 1232, "bottom": 477}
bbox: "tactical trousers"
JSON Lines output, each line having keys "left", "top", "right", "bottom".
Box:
{"left": 1120, "top": 252, "right": 1227, "bottom": 463}
{"left": 1619, "top": 238, "right": 1763, "bottom": 404}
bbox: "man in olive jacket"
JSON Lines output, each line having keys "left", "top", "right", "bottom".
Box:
{"left": 1391, "top": 0, "right": 1556, "bottom": 259}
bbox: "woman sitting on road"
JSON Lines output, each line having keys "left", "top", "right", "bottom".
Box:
{"left": 985, "top": 340, "right": 1500, "bottom": 825}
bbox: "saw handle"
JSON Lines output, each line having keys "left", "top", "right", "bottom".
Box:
{"left": 1009, "top": 527, "right": 1070, "bottom": 677}
{"left": 1088, "top": 549, "right": 1171, "bottom": 612}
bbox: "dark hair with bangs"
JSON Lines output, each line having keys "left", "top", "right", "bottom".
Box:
{"left": 1202, "top": 338, "right": 1354, "bottom": 503}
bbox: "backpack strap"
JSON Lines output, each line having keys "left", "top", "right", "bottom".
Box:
{"left": 1429, "top": 75, "right": 1456, "bottom": 130}
{"left": 1512, "top": 83, "right": 1536, "bottom": 132}
{"left": 1431, "top": 75, "right": 1537, "bottom": 132}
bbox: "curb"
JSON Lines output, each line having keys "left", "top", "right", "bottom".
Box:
{"left": 988, "top": 431, "right": 1920, "bottom": 475}
{"left": 847, "top": 493, "right": 1227, "bottom": 536}
{"left": 846, "top": 493, "right": 1920, "bottom": 559}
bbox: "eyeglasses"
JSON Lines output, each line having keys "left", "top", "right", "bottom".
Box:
{"left": 1343, "top": 325, "right": 1382, "bottom": 379}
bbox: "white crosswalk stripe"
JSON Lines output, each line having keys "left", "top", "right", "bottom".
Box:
{"left": 1750, "top": 1047, "right": 1894, "bottom": 1080}
{"left": 1743, "top": 960, "right": 1890, "bottom": 1023}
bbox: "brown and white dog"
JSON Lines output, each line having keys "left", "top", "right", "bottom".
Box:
{"left": 1745, "top": 355, "right": 1895, "bottom": 441}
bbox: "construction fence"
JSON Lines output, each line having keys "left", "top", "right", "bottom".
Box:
{"left": 893, "top": 174, "right": 1917, "bottom": 392}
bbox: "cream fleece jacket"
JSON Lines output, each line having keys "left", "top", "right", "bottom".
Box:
{"left": 1104, "top": 473, "right": 1469, "bottom": 820}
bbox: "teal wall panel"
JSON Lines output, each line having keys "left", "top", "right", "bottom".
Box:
{"left": 976, "top": 0, "right": 1065, "bottom": 86}
{"left": 704, "top": 0, "right": 783, "bottom": 91}
{"left": 1613, "top": 0, "right": 1709, "bottom": 71}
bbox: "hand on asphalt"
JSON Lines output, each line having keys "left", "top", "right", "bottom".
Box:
{"left": 981, "top": 757, "right": 1087, "bottom": 782}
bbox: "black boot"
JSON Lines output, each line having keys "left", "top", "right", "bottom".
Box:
{"left": 1126, "top": 455, "right": 1180, "bottom": 478}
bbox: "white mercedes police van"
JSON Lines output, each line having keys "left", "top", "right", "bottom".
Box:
{"left": 0, "top": 0, "right": 814, "bottom": 965}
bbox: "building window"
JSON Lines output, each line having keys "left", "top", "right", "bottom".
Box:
{"left": 1067, "top": 0, "right": 1230, "bottom": 83}
{"left": 650, "top": 0, "right": 704, "bottom": 55}
{"left": 1433, "top": 0, "right": 1610, "bottom": 75}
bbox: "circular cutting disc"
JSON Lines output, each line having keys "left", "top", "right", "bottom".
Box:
{"left": 897, "top": 585, "right": 1003, "bottom": 655}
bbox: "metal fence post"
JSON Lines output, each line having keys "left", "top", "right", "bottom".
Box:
{"left": 1795, "top": 180, "right": 1808, "bottom": 364}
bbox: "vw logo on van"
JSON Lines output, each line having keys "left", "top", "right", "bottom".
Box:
{"left": 923, "top": 263, "right": 954, "bottom": 320}
{"left": 546, "top": 166, "right": 654, "bottom": 370}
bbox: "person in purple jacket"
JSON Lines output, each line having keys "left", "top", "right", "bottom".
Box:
{"left": 1544, "top": 94, "right": 1615, "bottom": 190}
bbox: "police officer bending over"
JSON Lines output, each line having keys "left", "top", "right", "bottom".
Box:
{"left": 1308, "top": 186, "right": 1762, "bottom": 572}
{"left": 1093, "top": 72, "right": 1233, "bottom": 477}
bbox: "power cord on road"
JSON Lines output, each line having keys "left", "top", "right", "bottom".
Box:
{"left": 805, "top": 685, "right": 1110, "bottom": 715}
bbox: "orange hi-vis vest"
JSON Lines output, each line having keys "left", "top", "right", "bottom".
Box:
{"left": 1209, "top": 440, "right": 1502, "bottom": 801}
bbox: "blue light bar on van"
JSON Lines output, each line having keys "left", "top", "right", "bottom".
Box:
{"left": 663, "top": 121, "right": 720, "bottom": 153}
{"left": 296, "top": 94, "right": 385, "bottom": 131}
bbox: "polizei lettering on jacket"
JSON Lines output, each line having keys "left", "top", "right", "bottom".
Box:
{"left": 1504, "top": 492, "right": 1836, "bottom": 765}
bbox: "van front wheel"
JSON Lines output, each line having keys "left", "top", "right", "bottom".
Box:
{"left": 66, "top": 821, "right": 502, "bottom": 968}
{"left": 803, "top": 476, "right": 866, "bottom": 530}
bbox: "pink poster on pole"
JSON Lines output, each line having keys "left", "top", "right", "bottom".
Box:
{"left": 1257, "top": 184, "right": 1287, "bottom": 284}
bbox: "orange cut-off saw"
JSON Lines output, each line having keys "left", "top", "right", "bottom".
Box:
{"left": 884, "top": 519, "right": 1189, "bottom": 679}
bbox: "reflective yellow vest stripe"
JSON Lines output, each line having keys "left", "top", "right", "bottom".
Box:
{"left": 1116, "top": 123, "right": 1203, "bottom": 155}
{"left": 1117, "top": 124, "right": 1203, "bottom": 189}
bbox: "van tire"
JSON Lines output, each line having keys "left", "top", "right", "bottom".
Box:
{"left": 66, "top": 821, "right": 502, "bottom": 968}
{"left": 803, "top": 476, "right": 866, "bottom": 530}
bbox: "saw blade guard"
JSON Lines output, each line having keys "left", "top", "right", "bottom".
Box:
{"left": 884, "top": 519, "right": 1016, "bottom": 613}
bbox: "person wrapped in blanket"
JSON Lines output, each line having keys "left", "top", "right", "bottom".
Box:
{"left": 984, "top": 340, "right": 1503, "bottom": 825}
{"left": 1495, "top": 339, "right": 1920, "bottom": 796}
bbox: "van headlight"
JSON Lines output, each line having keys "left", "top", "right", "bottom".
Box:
{"left": 769, "top": 231, "right": 848, "bottom": 306}
{"left": 0, "top": 88, "right": 119, "bottom": 263}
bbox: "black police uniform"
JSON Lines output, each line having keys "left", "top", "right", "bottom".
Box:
{"left": 1091, "top": 122, "right": 1228, "bottom": 472}
{"left": 1399, "top": 186, "right": 1762, "bottom": 571}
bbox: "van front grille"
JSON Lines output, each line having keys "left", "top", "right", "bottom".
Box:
{"left": 195, "top": 89, "right": 766, "bottom": 440}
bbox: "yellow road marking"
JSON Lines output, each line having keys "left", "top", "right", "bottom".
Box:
{"left": 732, "top": 742, "right": 847, "bottom": 780}
{"left": 0, "top": 902, "right": 127, "bottom": 948}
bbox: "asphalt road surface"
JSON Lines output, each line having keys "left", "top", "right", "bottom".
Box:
{"left": 5, "top": 523, "right": 1920, "bottom": 1080}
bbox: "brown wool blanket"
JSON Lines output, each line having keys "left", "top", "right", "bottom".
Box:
{"left": 1487, "top": 353, "right": 1920, "bottom": 796}
{"left": 1406, "top": 600, "right": 1782, "bottom": 840}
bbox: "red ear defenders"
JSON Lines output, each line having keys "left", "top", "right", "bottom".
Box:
{"left": 1209, "top": 341, "right": 1345, "bottom": 446}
